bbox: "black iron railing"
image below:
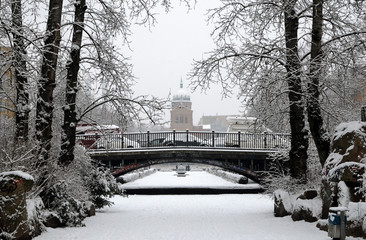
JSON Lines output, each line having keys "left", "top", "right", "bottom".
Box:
{"left": 76, "top": 130, "right": 291, "bottom": 151}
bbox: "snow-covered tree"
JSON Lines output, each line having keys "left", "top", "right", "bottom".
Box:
{"left": 189, "top": 0, "right": 366, "bottom": 181}
{"left": 58, "top": 0, "right": 176, "bottom": 166}
{"left": 189, "top": 0, "right": 309, "bottom": 180}
{"left": 35, "top": 0, "right": 64, "bottom": 170}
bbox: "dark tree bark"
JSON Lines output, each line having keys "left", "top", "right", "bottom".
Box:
{"left": 307, "top": 0, "right": 330, "bottom": 167}
{"left": 284, "top": 2, "right": 309, "bottom": 181}
{"left": 35, "top": 0, "right": 63, "bottom": 166}
{"left": 59, "top": 0, "right": 86, "bottom": 166}
{"left": 11, "top": 0, "right": 30, "bottom": 143}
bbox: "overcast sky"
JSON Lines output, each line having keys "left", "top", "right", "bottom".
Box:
{"left": 128, "top": 0, "right": 244, "bottom": 125}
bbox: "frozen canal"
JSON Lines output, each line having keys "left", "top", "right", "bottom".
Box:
{"left": 34, "top": 170, "right": 362, "bottom": 240}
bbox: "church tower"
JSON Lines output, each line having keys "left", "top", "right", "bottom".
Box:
{"left": 170, "top": 79, "right": 193, "bottom": 130}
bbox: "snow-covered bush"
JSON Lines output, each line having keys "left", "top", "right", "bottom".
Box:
{"left": 85, "top": 167, "right": 123, "bottom": 209}
{"left": 35, "top": 145, "right": 124, "bottom": 227}
{"left": 264, "top": 147, "right": 322, "bottom": 194}
{"left": 347, "top": 202, "right": 366, "bottom": 228}
{"left": 356, "top": 169, "right": 366, "bottom": 200}
{"left": 64, "top": 145, "right": 124, "bottom": 209}
{"left": 27, "top": 197, "right": 45, "bottom": 237}
{"left": 262, "top": 151, "right": 297, "bottom": 193}
{"left": 41, "top": 180, "right": 87, "bottom": 227}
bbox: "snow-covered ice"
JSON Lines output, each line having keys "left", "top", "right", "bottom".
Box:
{"left": 34, "top": 171, "right": 363, "bottom": 240}
{"left": 122, "top": 170, "right": 261, "bottom": 189}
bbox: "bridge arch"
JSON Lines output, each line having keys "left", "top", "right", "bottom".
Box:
{"left": 113, "top": 159, "right": 260, "bottom": 183}
{"left": 88, "top": 148, "right": 279, "bottom": 183}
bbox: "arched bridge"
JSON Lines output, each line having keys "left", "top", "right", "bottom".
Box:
{"left": 78, "top": 130, "right": 290, "bottom": 183}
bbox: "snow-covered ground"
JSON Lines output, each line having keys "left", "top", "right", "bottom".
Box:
{"left": 34, "top": 171, "right": 362, "bottom": 240}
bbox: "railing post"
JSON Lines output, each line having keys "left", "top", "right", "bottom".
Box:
{"left": 238, "top": 131, "right": 241, "bottom": 148}
{"left": 264, "top": 131, "right": 267, "bottom": 149}
{"left": 186, "top": 129, "right": 189, "bottom": 143}
{"left": 121, "top": 132, "right": 124, "bottom": 149}
{"left": 147, "top": 131, "right": 150, "bottom": 147}
{"left": 212, "top": 130, "right": 215, "bottom": 147}
{"left": 173, "top": 129, "right": 176, "bottom": 145}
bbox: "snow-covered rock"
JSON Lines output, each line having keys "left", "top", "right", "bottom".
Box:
{"left": 274, "top": 189, "right": 293, "bottom": 217}
{"left": 274, "top": 189, "right": 322, "bottom": 222}
{"left": 324, "top": 121, "right": 366, "bottom": 184}
{"left": 320, "top": 121, "right": 366, "bottom": 238}
{"left": 291, "top": 197, "right": 322, "bottom": 222}
{"left": 0, "top": 171, "right": 34, "bottom": 240}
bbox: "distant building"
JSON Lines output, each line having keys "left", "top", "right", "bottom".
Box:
{"left": 352, "top": 84, "right": 366, "bottom": 104}
{"left": 197, "top": 114, "right": 241, "bottom": 132}
{"left": 170, "top": 80, "right": 194, "bottom": 130}
{"left": 0, "top": 46, "right": 15, "bottom": 119}
{"left": 169, "top": 80, "right": 244, "bottom": 131}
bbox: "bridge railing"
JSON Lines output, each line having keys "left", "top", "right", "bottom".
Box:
{"left": 76, "top": 130, "right": 291, "bottom": 150}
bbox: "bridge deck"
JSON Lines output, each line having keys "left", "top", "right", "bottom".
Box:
{"left": 81, "top": 131, "right": 290, "bottom": 183}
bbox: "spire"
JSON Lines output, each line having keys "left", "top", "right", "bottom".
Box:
{"left": 172, "top": 78, "right": 191, "bottom": 102}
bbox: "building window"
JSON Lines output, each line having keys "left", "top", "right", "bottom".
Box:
{"left": 185, "top": 117, "right": 188, "bottom": 123}
{"left": 180, "top": 116, "right": 184, "bottom": 123}
{"left": 175, "top": 116, "right": 179, "bottom": 123}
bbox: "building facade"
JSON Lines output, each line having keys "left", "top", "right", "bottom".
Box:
{"left": 0, "top": 46, "right": 15, "bottom": 119}
{"left": 197, "top": 114, "right": 241, "bottom": 132}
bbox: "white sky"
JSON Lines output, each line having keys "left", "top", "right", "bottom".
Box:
{"left": 128, "top": 0, "right": 244, "bottom": 125}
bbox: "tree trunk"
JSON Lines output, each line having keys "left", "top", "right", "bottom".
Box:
{"left": 307, "top": 0, "right": 330, "bottom": 167}
{"left": 284, "top": 2, "right": 309, "bottom": 181}
{"left": 59, "top": 0, "right": 86, "bottom": 166}
{"left": 11, "top": 0, "right": 30, "bottom": 143}
{"left": 35, "top": 0, "right": 63, "bottom": 166}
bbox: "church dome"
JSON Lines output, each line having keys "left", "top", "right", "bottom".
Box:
{"left": 172, "top": 80, "right": 191, "bottom": 102}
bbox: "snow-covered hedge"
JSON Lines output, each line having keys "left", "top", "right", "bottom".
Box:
{"left": 117, "top": 168, "right": 157, "bottom": 184}
{"left": 206, "top": 168, "right": 248, "bottom": 184}
{"left": 347, "top": 202, "right": 366, "bottom": 231}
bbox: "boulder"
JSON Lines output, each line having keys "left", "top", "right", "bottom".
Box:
{"left": 291, "top": 198, "right": 322, "bottom": 223}
{"left": 321, "top": 122, "right": 366, "bottom": 238}
{"left": 273, "top": 190, "right": 293, "bottom": 217}
{"left": 325, "top": 121, "right": 366, "bottom": 184}
{"left": 43, "top": 212, "right": 64, "bottom": 228}
{"left": 316, "top": 219, "right": 328, "bottom": 232}
{"left": 84, "top": 201, "right": 96, "bottom": 217}
{"left": 297, "top": 189, "right": 318, "bottom": 200}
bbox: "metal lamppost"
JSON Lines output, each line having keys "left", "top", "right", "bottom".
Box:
{"left": 361, "top": 105, "right": 366, "bottom": 122}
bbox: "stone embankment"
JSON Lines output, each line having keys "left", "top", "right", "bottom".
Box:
{"left": 116, "top": 168, "right": 157, "bottom": 184}
{"left": 206, "top": 168, "right": 248, "bottom": 184}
